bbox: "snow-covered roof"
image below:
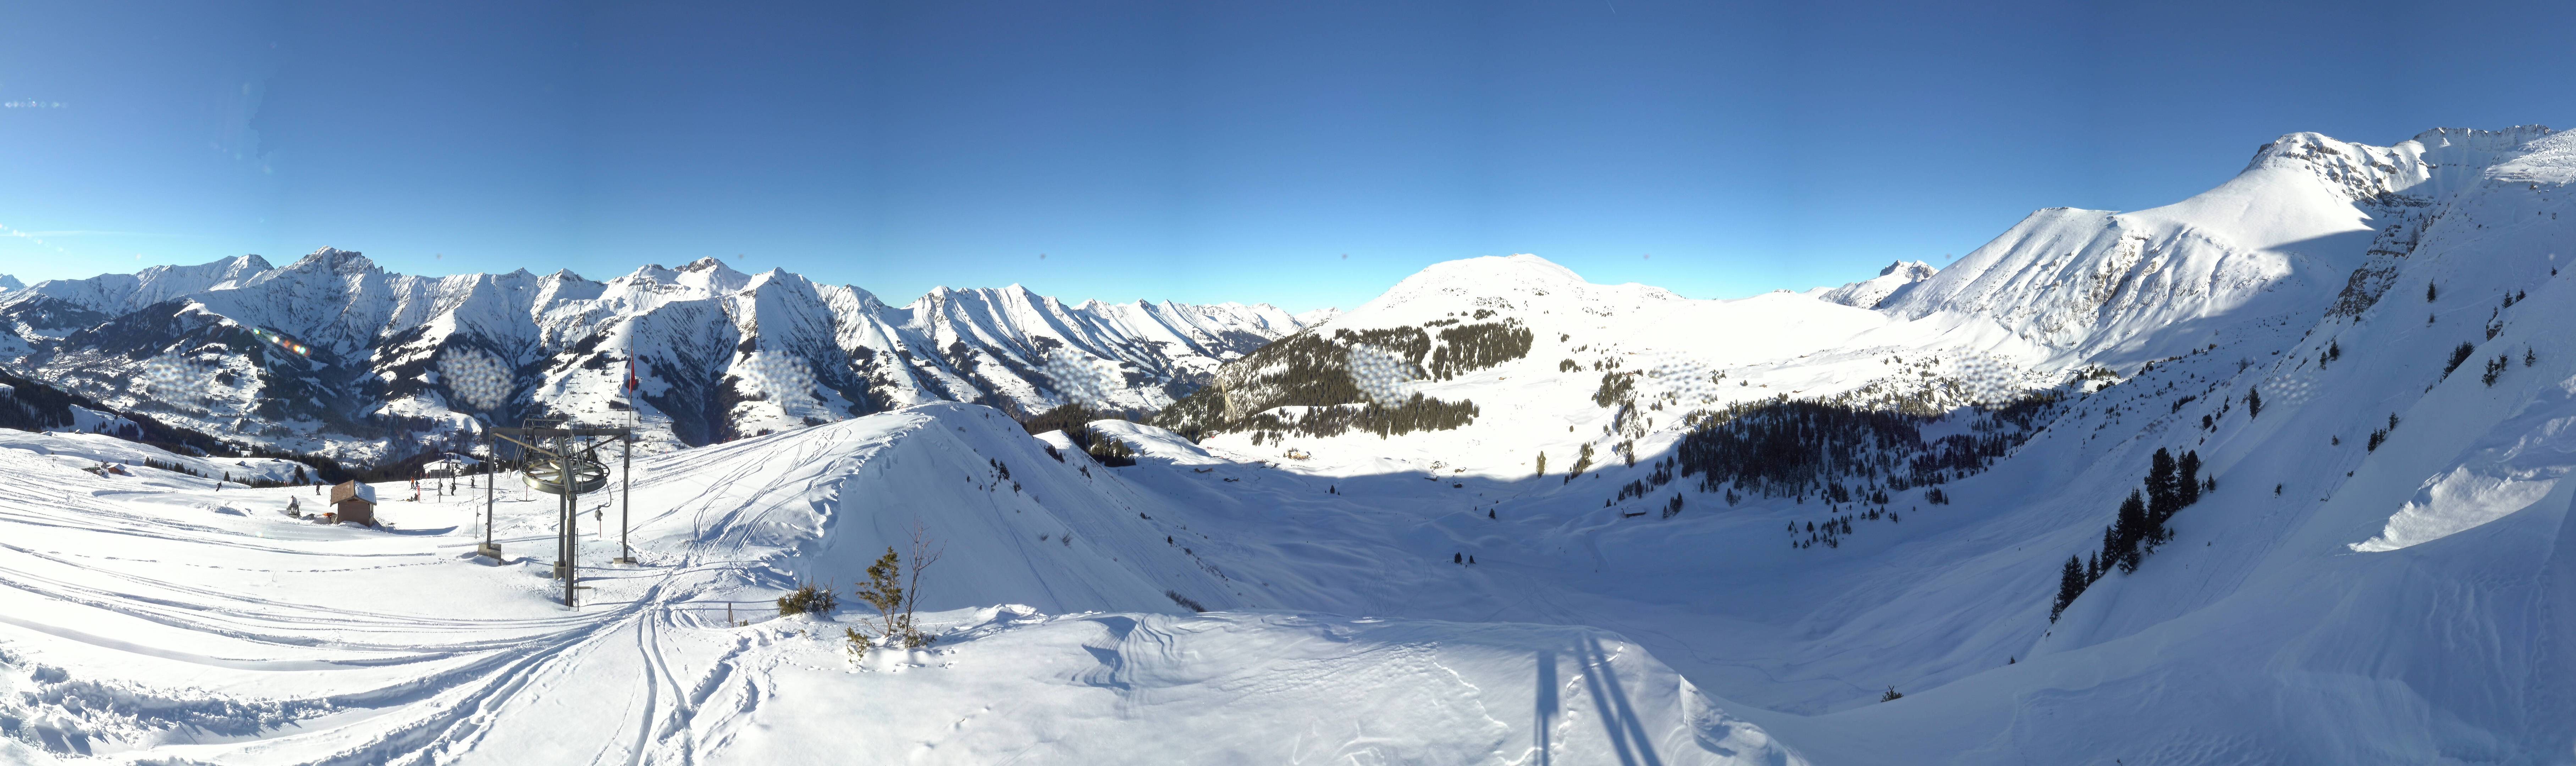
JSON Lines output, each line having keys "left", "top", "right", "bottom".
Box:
{"left": 332, "top": 481, "right": 376, "bottom": 504}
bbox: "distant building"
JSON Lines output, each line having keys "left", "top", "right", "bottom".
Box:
{"left": 329, "top": 481, "right": 378, "bottom": 526}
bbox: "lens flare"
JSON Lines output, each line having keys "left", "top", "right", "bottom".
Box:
{"left": 1636, "top": 351, "right": 1719, "bottom": 405}
{"left": 138, "top": 355, "right": 211, "bottom": 400}
{"left": 1345, "top": 343, "right": 1416, "bottom": 406}
{"left": 247, "top": 326, "right": 313, "bottom": 357}
{"left": 1043, "top": 349, "right": 1120, "bottom": 410}
{"left": 1947, "top": 352, "right": 2018, "bottom": 407}
{"left": 440, "top": 348, "right": 515, "bottom": 411}
{"left": 735, "top": 351, "right": 818, "bottom": 404}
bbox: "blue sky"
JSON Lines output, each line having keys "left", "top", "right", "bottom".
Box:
{"left": 1, "top": 1, "right": 2570, "bottom": 313}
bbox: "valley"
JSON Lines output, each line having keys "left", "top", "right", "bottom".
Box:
{"left": 4, "top": 124, "right": 2575, "bottom": 764}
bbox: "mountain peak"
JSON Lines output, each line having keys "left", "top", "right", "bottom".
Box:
{"left": 1376, "top": 254, "right": 1589, "bottom": 300}
{"left": 212, "top": 253, "right": 273, "bottom": 274}
{"left": 2404, "top": 124, "right": 2555, "bottom": 149}
{"left": 1330, "top": 253, "right": 1682, "bottom": 331}
{"left": 0, "top": 274, "right": 25, "bottom": 292}
{"left": 2238, "top": 126, "right": 2557, "bottom": 206}
{"left": 1879, "top": 260, "right": 1935, "bottom": 278}
{"left": 283, "top": 247, "right": 377, "bottom": 275}
{"left": 1810, "top": 260, "right": 1940, "bottom": 309}
{"left": 676, "top": 256, "right": 744, "bottom": 275}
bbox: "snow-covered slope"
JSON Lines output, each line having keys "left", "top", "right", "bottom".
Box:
{"left": 6, "top": 123, "right": 2575, "bottom": 764}
{"left": 1807, "top": 260, "right": 1937, "bottom": 309}
{"left": 1116, "top": 124, "right": 2576, "bottom": 761}
{"left": 1881, "top": 126, "right": 2558, "bottom": 368}
{"left": 0, "top": 402, "right": 1803, "bottom": 765}
{"left": 0, "top": 251, "right": 1313, "bottom": 465}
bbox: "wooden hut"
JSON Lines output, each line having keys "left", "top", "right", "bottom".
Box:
{"left": 329, "top": 481, "right": 378, "bottom": 526}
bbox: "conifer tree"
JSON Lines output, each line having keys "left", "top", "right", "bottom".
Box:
{"left": 2113, "top": 490, "right": 2148, "bottom": 572}
{"left": 2245, "top": 387, "right": 2263, "bottom": 420}
{"left": 2145, "top": 448, "right": 2179, "bottom": 524}
{"left": 2177, "top": 450, "right": 2202, "bottom": 506}
{"left": 2052, "top": 554, "right": 2085, "bottom": 621}
{"left": 851, "top": 548, "right": 904, "bottom": 643}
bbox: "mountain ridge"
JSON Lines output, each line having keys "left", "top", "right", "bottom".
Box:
{"left": 0, "top": 249, "right": 1314, "bottom": 465}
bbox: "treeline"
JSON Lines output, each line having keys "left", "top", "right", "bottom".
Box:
{"left": 1233, "top": 394, "right": 1480, "bottom": 440}
{"left": 1017, "top": 405, "right": 1140, "bottom": 467}
{"left": 1670, "top": 395, "right": 2052, "bottom": 499}
{"left": 0, "top": 367, "right": 352, "bottom": 483}
{"left": 136, "top": 457, "right": 315, "bottom": 488}
{"left": 1150, "top": 328, "right": 1479, "bottom": 440}
{"left": 2051, "top": 448, "right": 2206, "bottom": 621}
{"left": 1428, "top": 322, "right": 1533, "bottom": 380}
{"left": 1152, "top": 333, "right": 1376, "bottom": 439}
{"left": 1020, "top": 404, "right": 1124, "bottom": 437}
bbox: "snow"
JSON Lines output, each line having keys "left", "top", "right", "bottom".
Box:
{"left": 7, "top": 123, "right": 2576, "bottom": 763}
{"left": 0, "top": 255, "right": 270, "bottom": 321}
{"left": 738, "top": 609, "right": 1795, "bottom": 765}
{"left": 1805, "top": 260, "right": 1936, "bottom": 309}
{"left": 2353, "top": 372, "right": 2576, "bottom": 552}
{"left": 0, "top": 403, "right": 1805, "bottom": 764}
{"left": 0, "top": 429, "right": 308, "bottom": 483}
{"left": 1627, "top": 292, "right": 1894, "bottom": 365}
{"left": 1880, "top": 126, "right": 2560, "bottom": 368}
{"left": 0, "top": 249, "right": 1318, "bottom": 463}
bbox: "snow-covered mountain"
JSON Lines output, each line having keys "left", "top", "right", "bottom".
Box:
{"left": 1108, "top": 124, "right": 2576, "bottom": 759}
{"left": 5, "top": 124, "right": 2576, "bottom": 764}
{"left": 1292, "top": 306, "right": 1341, "bottom": 326}
{"left": 1881, "top": 125, "right": 2559, "bottom": 368}
{"left": 0, "top": 252, "right": 1312, "bottom": 465}
{"left": 1806, "top": 260, "right": 1937, "bottom": 309}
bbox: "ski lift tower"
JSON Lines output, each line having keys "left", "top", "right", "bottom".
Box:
{"left": 474, "top": 437, "right": 503, "bottom": 561}
{"left": 489, "top": 420, "right": 632, "bottom": 608}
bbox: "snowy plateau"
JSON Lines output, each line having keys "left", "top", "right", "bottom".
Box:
{"left": 2, "top": 124, "right": 2576, "bottom": 764}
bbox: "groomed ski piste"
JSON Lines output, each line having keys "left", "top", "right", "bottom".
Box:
{"left": 4, "top": 124, "right": 2575, "bottom": 764}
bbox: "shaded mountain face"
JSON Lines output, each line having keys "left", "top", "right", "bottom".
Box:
{"left": 0, "top": 251, "right": 1308, "bottom": 465}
